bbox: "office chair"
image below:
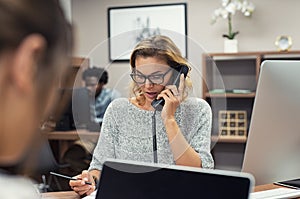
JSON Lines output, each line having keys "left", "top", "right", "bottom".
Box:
{"left": 33, "top": 139, "right": 70, "bottom": 192}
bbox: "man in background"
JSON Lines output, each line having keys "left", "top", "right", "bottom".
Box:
{"left": 63, "top": 66, "right": 121, "bottom": 174}
{"left": 82, "top": 67, "right": 121, "bottom": 129}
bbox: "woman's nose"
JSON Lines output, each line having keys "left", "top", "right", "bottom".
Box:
{"left": 144, "top": 78, "right": 154, "bottom": 87}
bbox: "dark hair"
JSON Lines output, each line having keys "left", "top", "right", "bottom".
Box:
{"left": 0, "top": 0, "right": 72, "bottom": 61}
{"left": 82, "top": 67, "right": 108, "bottom": 84}
{"left": 0, "top": 0, "right": 73, "bottom": 109}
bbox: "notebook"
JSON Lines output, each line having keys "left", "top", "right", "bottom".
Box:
{"left": 95, "top": 159, "right": 254, "bottom": 199}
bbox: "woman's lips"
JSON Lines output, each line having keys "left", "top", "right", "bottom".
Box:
{"left": 145, "top": 92, "right": 158, "bottom": 99}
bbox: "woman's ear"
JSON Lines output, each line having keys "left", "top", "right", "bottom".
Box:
{"left": 11, "top": 34, "right": 46, "bottom": 93}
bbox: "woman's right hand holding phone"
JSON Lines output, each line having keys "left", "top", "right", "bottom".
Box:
{"left": 159, "top": 73, "right": 185, "bottom": 122}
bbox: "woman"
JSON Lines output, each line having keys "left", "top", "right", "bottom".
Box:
{"left": 0, "top": 0, "right": 72, "bottom": 198}
{"left": 70, "top": 35, "right": 214, "bottom": 196}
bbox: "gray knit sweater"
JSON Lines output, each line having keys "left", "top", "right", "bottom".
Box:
{"left": 89, "top": 97, "right": 214, "bottom": 171}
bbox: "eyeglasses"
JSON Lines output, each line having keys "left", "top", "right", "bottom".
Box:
{"left": 130, "top": 68, "right": 172, "bottom": 84}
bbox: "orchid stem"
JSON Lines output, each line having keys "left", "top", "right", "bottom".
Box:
{"left": 228, "top": 13, "right": 232, "bottom": 39}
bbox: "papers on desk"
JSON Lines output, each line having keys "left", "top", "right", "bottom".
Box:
{"left": 82, "top": 190, "right": 97, "bottom": 199}
{"left": 250, "top": 187, "right": 300, "bottom": 199}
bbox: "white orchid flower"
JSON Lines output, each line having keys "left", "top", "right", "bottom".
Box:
{"left": 226, "top": 2, "right": 237, "bottom": 14}
{"left": 211, "top": 0, "right": 255, "bottom": 40}
{"left": 222, "top": 0, "right": 230, "bottom": 7}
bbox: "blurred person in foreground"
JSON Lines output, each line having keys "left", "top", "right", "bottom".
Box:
{"left": 0, "top": 0, "right": 72, "bottom": 198}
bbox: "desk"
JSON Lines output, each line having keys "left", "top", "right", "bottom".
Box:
{"left": 42, "top": 191, "right": 79, "bottom": 198}
{"left": 44, "top": 130, "right": 99, "bottom": 162}
{"left": 254, "top": 183, "right": 283, "bottom": 192}
{"left": 41, "top": 184, "right": 290, "bottom": 199}
{"left": 46, "top": 130, "right": 99, "bottom": 140}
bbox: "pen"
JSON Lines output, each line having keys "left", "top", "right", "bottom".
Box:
{"left": 50, "top": 172, "right": 92, "bottom": 185}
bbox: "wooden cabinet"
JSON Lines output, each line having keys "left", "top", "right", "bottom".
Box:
{"left": 46, "top": 57, "right": 89, "bottom": 131}
{"left": 60, "top": 57, "right": 89, "bottom": 88}
{"left": 202, "top": 51, "right": 300, "bottom": 171}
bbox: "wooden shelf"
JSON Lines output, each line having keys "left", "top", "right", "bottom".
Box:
{"left": 72, "top": 57, "right": 89, "bottom": 68}
{"left": 212, "top": 136, "right": 247, "bottom": 143}
{"left": 205, "top": 92, "right": 256, "bottom": 98}
{"left": 60, "top": 57, "right": 90, "bottom": 88}
{"left": 204, "top": 51, "right": 300, "bottom": 170}
{"left": 206, "top": 50, "right": 300, "bottom": 57}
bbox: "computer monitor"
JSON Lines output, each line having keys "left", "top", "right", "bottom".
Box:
{"left": 242, "top": 60, "right": 300, "bottom": 185}
{"left": 96, "top": 159, "right": 254, "bottom": 199}
{"left": 54, "top": 87, "right": 96, "bottom": 131}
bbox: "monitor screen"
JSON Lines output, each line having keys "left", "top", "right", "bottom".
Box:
{"left": 242, "top": 60, "right": 300, "bottom": 185}
{"left": 54, "top": 87, "right": 95, "bottom": 131}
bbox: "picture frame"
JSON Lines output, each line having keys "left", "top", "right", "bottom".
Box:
{"left": 108, "top": 3, "right": 187, "bottom": 61}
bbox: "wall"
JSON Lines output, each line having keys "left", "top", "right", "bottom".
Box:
{"left": 72, "top": 0, "right": 300, "bottom": 96}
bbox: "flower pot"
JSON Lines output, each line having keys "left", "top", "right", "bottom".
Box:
{"left": 224, "top": 39, "right": 238, "bottom": 53}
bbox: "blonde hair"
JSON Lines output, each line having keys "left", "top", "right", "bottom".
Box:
{"left": 129, "top": 35, "right": 192, "bottom": 106}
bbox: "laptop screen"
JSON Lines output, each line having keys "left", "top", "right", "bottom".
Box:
{"left": 96, "top": 159, "right": 253, "bottom": 199}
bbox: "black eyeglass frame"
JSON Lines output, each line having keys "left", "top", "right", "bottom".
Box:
{"left": 130, "top": 68, "right": 173, "bottom": 85}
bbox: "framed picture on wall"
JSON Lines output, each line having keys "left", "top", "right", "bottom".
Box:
{"left": 108, "top": 3, "right": 187, "bottom": 62}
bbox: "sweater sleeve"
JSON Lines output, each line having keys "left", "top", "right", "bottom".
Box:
{"left": 88, "top": 100, "right": 119, "bottom": 171}
{"left": 188, "top": 98, "right": 214, "bottom": 169}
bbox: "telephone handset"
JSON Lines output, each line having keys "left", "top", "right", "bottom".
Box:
{"left": 151, "top": 65, "right": 189, "bottom": 111}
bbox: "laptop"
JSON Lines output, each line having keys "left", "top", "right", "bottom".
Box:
{"left": 95, "top": 159, "right": 254, "bottom": 199}
{"left": 242, "top": 60, "right": 300, "bottom": 185}
{"left": 54, "top": 87, "right": 101, "bottom": 131}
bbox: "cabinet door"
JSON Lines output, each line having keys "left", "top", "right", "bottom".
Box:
{"left": 60, "top": 57, "right": 89, "bottom": 88}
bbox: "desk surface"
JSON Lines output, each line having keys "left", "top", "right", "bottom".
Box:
{"left": 253, "top": 183, "right": 283, "bottom": 192}
{"left": 41, "top": 184, "right": 286, "bottom": 199}
{"left": 42, "top": 131, "right": 289, "bottom": 198}
{"left": 42, "top": 191, "right": 79, "bottom": 198}
{"left": 45, "top": 130, "right": 99, "bottom": 140}
{"left": 44, "top": 130, "right": 99, "bottom": 161}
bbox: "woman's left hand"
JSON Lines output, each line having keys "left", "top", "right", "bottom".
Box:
{"left": 157, "top": 74, "right": 185, "bottom": 122}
